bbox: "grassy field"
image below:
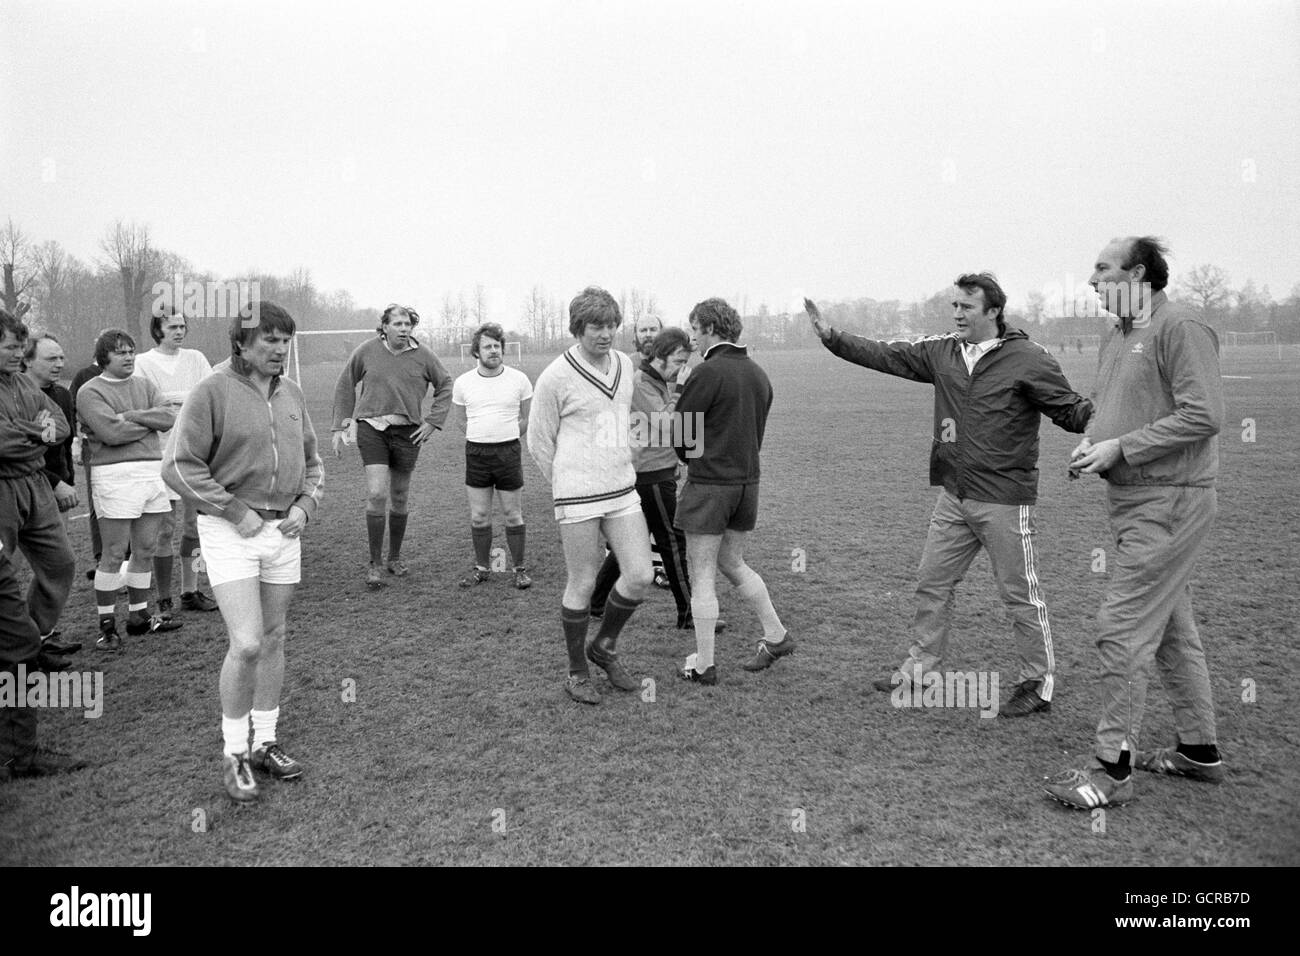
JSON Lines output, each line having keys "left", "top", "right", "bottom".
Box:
{"left": 3, "top": 343, "right": 1298, "bottom": 866}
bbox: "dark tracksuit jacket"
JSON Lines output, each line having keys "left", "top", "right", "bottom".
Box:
{"left": 821, "top": 328, "right": 1093, "bottom": 504}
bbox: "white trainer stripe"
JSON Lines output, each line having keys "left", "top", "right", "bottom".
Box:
{"left": 1019, "top": 505, "right": 1055, "bottom": 697}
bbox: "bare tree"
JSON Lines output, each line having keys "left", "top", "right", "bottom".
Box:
{"left": 472, "top": 283, "right": 488, "bottom": 325}
{"left": 285, "top": 267, "right": 317, "bottom": 328}
{"left": 32, "top": 240, "right": 69, "bottom": 333}
{"left": 99, "top": 219, "right": 156, "bottom": 341}
{"left": 1177, "top": 264, "right": 1234, "bottom": 315}
{"left": 522, "top": 284, "right": 549, "bottom": 347}
{"left": 1, "top": 217, "right": 35, "bottom": 318}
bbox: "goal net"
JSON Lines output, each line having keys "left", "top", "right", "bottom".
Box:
{"left": 286, "top": 329, "right": 372, "bottom": 385}
{"left": 460, "top": 342, "right": 522, "bottom": 366}
{"left": 1224, "top": 330, "right": 1281, "bottom": 360}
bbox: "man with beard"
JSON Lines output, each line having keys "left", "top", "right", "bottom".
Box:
{"left": 451, "top": 323, "right": 533, "bottom": 589}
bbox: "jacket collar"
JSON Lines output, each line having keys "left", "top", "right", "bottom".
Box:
{"left": 702, "top": 341, "right": 748, "bottom": 360}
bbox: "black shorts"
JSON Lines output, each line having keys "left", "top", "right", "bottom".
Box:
{"left": 674, "top": 481, "right": 759, "bottom": 535}
{"left": 357, "top": 420, "right": 422, "bottom": 472}
{"left": 465, "top": 440, "right": 524, "bottom": 491}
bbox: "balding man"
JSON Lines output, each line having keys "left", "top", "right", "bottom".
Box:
{"left": 1045, "top": 236, "right": 1225, "bottom": 810}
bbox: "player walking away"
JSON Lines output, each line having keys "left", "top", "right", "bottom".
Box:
{"left": 0, "top": 541, "right": 88, "bottom": 782}
{"left": 1044, "top": 237, "right": 1224, "bottom": 810}
{"left": 332, "top": 304, "right": 452, "bottom": 590}
{"left": 675, "top": 298, "right": 792, "bottom": 685}
{"left": 21, "top": 333, "right": 84, "bottom": 665}
{"left": 77, "top": 329, "right": 182, "bottom": 650}
{"left": 0, "top": 312, "right": 79, "bottom": 670}
{"left": 528, "top": 287, "right": 653, "bottom": 704}
{"left": 134, "top": 309, "right": 218, "bottom": 620}
{"left": 451, "top": 323, "right": 533, "bottom": 589}
{"left": 807, "top": 276, "right": 1092, "bottom": 716}
{"left": 164, "top": 303, "right": 323, "bottom": 803}
{"left": 589, "top": 326, "right": 709, "bottom": 630}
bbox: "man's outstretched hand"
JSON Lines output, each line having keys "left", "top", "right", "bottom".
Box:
{"left": 805, "top": 298, "right": 832, "bottom": 342}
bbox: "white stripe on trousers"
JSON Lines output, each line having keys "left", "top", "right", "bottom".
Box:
{"left": 1018, "top": 505, "right": 1054, "bottom": 698}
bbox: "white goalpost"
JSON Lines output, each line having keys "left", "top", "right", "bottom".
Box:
{"left": 287, "top": 329, "right": 372, "bottom": 385}
{"left": 1224, "top": 330, "right": 1281, "bottom": 360}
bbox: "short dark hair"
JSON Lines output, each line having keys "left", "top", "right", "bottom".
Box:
{"left": 150, "top": 309, "right": 186, "bottom": 344}
{"left": 378, "top": 303, "right": 420, "bottom": 338}
{"left": 94, "top": 329, "right": 136, "bottom": 368}
{"left": 23, "top": 331, "right": 59, "bottom": 363}
{"left": 648, "top": 326, "right": 691, "bottom": 362}
{"left": 568, "top": 286, "right": 622, "bottom": 337}
{"left": 0, "top": 308, "right": 29, "bottom": 346}
{"left": 1121, "top": 236, "right": 1171, "bottom": 292}
{"left": 229, "top": 302, "right": 295, "bottom": 357}
{"left": 471, "top": 322, "right": 506, "bottom": 358}
{"left": 688, "top": 298, "right": 743, "bottom": 343}
{"left": 955, "top": 272, "right": 1007, "bottom": 334}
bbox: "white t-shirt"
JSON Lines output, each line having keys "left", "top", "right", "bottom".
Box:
{"left": 134, "top": 348, "right": 213, "bottom": 409}
{"left": 452, "top": 366, "right": 533, "bottom": 443}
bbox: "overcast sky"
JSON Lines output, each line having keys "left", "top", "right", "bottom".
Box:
{"left": 3, "top": 0, "right": 1298, "bottom": 328}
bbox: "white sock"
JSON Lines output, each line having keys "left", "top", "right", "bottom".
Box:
{"left": 94, "top": 570, "right": 123, "bottom": 593}
{"left": 251, "top": 707, "right": 279, "bottom": 749}
{"left": 733, "top": 566, "right": 786, "bottom": 642}
{"left": 690, "top": 596, "right": 718, "bottom": 669}
{"left": 222, "top": 713, "right": 251, "bottom": 757}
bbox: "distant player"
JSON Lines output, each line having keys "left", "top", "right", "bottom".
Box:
{"left": 528, "top": 287, "right": 652, "bottom": 704}
{"left": 134, "top": 308, "right": 218, "bottom": 619}
{"left": 451, "top": 323, "right": 534, "bottom": 589}
{"left": 675, "top": 298, "right": 792, "bottom": 685}
{"left": 332, "top": 304, "right": 452, "bottom": 589}
{"left": 77, "top": 328, "right": 181, "bottom": 649}
{"left": 164, "top": 302, "right": 323, "bottom": 803}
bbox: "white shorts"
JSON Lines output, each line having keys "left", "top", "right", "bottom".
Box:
{"left": 92, "top": 460, "right": 172, "bottom": 519}
{"left": 555, "top": 491, "right": 641, "bottom": 525}
{"left": 197, "top": 514, "right": 302, "bottom": 587}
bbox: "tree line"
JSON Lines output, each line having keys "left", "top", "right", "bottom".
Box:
{"left": 5, "top": 215, "right": 1297, "bottom": 372}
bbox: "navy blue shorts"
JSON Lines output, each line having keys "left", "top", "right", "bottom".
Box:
{"left": 674, "top": 481, "right": 759, "bottom": 534}
{"left": 465, "top": 440, "right": 524, "bottom": 491}
{"left": 357, "top": 421, "right": 421, "bottom": 472}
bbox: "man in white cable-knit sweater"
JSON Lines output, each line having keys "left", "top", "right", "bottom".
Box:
{"left": 528, "top": 287, "right": 653, "bottom": 705}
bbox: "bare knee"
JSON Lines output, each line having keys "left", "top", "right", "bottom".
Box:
{"left": 469, "top": 507, "right": 492, "bottom": 527}
{"left": 366, "top": 492, "right": 389, "bottom": 514}
{"left": 227, "top": 633, "right": 263, "bottom": 667}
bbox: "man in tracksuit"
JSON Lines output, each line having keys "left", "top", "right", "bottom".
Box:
{"left": 164, "top": 303, "right": 324, "bottom": 803}
{"left": 807, "top": 274, "right": 1093, "bottom": 717}
{"left": 1045, "top": 237, "right": 1224, "bottom": 810}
